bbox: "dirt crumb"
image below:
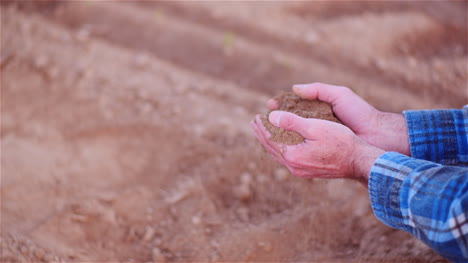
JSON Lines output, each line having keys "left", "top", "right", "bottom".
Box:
{"left": 261, "top": 92, "right": 342, "bottom": 145}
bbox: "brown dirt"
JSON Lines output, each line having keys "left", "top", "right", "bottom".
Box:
{"left": 261, "top": 92, "right": 341, "bottom": 145}
{"left": 1, "top": 1, "right": 465, "bottom": 262}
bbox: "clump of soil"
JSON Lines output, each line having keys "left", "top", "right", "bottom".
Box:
{"left": 261, "top": 92, "right": 342, "bottom": 145}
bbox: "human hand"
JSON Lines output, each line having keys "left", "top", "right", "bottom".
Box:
{"left": 251, "top": 111, "right": 385, "bottom": 184}
{"left": 267, "top": 83, "right": 410, "bottom": 156}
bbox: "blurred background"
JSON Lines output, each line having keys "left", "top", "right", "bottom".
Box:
{"left": 1, "top": 1, "right": 466, "bottom": 262}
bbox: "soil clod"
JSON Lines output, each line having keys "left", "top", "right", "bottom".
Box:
{"left": 261, "top": 92, "right": 342, "bottom": 145}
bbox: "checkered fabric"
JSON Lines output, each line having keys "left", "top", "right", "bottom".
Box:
{"left": 404, "top": 107, "right": 468, "bottom": 166}
{"left": 369, "top": 107, "right": 468, "bottom": 263}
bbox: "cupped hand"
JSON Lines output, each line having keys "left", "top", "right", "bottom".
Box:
{"left": 251, "top": 110, "right": 384, "bottom": 183}
{"left": 268, "top": 83, "right": 410, "bottom": 156}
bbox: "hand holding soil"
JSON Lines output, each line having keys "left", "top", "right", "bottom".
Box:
{"left": 269, "top": 83, "right": 411, "bottom": 155}
{"left": 251, "top": 86, "right": 385, "bottom": 183}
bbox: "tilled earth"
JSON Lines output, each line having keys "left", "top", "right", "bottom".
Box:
{"left": 1, "top": 1, "right": 466, "bottom": 262}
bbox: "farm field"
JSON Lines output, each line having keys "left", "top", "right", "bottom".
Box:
{"left": 1, "top": 1, "right": 466, "bottom": 262}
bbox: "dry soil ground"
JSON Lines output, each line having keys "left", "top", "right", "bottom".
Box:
{"left": 1, "top": 1, "right": 467, "bottom": 262}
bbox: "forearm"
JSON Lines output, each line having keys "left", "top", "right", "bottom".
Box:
{"left": 374, "top": 112, "right": 410, "bottom": 155}
{"left": 358, "top": 111, "right": 410, "bottom": 156}
{"left": 369, "top": 152, "right": 468, "bottom": 262}
{"left": 353, "top": 141, "right": 385, "bottom": 186}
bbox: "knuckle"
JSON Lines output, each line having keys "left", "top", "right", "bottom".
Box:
{"left": 340, "top": 86, "right": 354, "bottom": 95}
{"left": 306, "top": 125, "right": 318, "bottom": 136}
{"left": 311, "top": 82, "right": 323, "bottom": 88}
{"left": 281, "top": 115, "right": 295, "bottom": 129}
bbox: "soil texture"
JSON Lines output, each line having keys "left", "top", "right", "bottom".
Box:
{"left": 1, "top": 1, "right": 466, "bottom": 262}
{"left": 261, "top": 92, "right": 341, "bottom": 145}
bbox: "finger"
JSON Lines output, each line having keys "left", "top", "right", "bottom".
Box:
{"left": 251, "top": 118, "right": 284, "bottom": 157}
{"left": 268, "top": 111, "right": 310, "bottom": 137}
{"left": 283, "top": 165, "right": 317, "bottom": 179}
{"left": 254, "top": 115, "right": 310, "bottom": 167}
{"left": 270, "top": 111, "right": 349, "bottom": 142}
{"left": 252, "top": 128, "right": 283, "bottom": 162}
{"left": 255, "top": 115, "right": 306, "bottom": 168}
{"left": 253, "top": 117, "right": 294, "bottom": 167}
{"left": 292, "top": 82, "right": 351, "bottom": 106}
{"left": 251, "top": 121, "right": 276, "bottom": 153}
{"left": 251, "top": 120, "right": 287, "bottom": 166}
{"left": 266, "top": 99, "right": 279, "bottom": 110}
{"left": 253, "top": 118, "right": 315, "bottom": 174}
{"left": 287, "top": 162, "right": 338, "bottom": 179}
{"left": 290, "top": 169, "right": 312, "bottom": 179}
{"left": 254, "top": 115, "right": 284, "bottom": 153}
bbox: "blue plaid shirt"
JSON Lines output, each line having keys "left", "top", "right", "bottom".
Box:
{"left": 369, "top": 106, "right": 468, "bottom": 263}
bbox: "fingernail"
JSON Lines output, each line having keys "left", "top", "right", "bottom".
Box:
{"left": 269, "top": 111, "right": 282, "bottom": 127}
{"left": 292, "top": 84, "right": 309, "bottom": 89}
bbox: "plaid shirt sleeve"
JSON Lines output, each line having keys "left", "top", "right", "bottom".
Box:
{"left": 369, "top": 106, "right": 468, "bottom": 262}
{"left": 369, "top": 153, "right": 468, "bottom": 262}
{"left": 403, "top": 106, "right": 468, "bottom": 166}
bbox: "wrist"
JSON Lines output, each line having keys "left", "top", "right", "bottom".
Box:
{"left": 372, "top": 111, "right": 410, "bottom": 156}
{"left": 352, "top": 140, "right": 385, "bottom": 186}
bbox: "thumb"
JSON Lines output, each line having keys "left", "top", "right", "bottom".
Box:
{"left": 269, "top": 111, "right": 309, "bottom": 136}
{"left": 292, "top": 82, "right": 347, "bottom": 105}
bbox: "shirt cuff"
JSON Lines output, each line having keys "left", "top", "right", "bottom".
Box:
{"left": 403, "top": 109, "right": 468, "bottom": 165}
{"left": 368, "top": 151, "right": 420, "bottom": 233}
